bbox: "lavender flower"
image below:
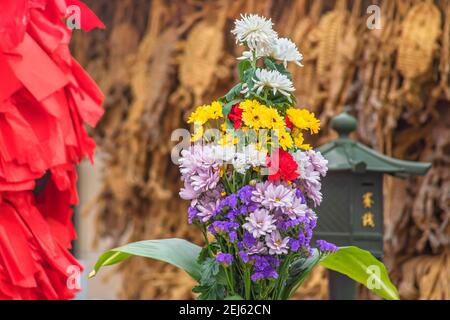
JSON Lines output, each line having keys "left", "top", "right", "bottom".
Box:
{"left": 295, "top": 188, "right": 306, "bottom": 203}
{"left": 289, "top": 239, "right": 301, "bottom": 252}
{"left": 251, "top": 255, "right": 279, "bottom": 281}
{"left": 265, "top": 231, "right": 289, "bottom": 255}
{"left": 221, "top": 194, "right": 238, "bottom": 209}
{"left": 243, "top": 208, "right": 276, "bottom": 238}
{"left": 188, "top": 207, "right": 199, "bottom": 224}
{"left": 239, "top": 251, "right": 250, "bottom": 263}
{"left": 277, "top": 217, "right": 303, "bottom": 230}
{"left": 227, "top": 208, "right": 240, "bottom": 221}
{"left": 316, "top": 240, "right": 338, "bottom": 252}
{"left": 240, "top": 231, "right": 256, "bottom": 248}
{"left": 216, "top": 253, "right": 233, "bottom": 265}
{"left": 237, "top": 185, "right": 254, "bottom": 203}
{"left": 209, "top": 220, "right": 239, "bottom": 233}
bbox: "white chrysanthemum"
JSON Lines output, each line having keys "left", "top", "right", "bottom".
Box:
{"left": 253, "top": 68, "right": 295, "bottom": 101}
{"left": 271, "top": 38, "right": 303, "bottom": 67}
{"left": 231, "top": 14, "right": 278, "bottom": 55}
{"left": 237, "top": 50, "right": 264, "bottom": 61}
{"left": 212, "top": 145, "right": 237, "bottom": 163}
{"left": 231, "top": 153, "right": 249, "bottom": 174}
{"left": 243, "top": 144, "right": 267, "bottom": 167}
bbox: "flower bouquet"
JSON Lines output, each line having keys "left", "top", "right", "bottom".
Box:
{"left": 90, "top": 14, "right": 399, "bottom": 300}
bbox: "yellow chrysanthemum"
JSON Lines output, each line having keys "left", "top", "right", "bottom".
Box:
{"left": 256, "top": 141, "right": 269, "bottom": 153}
{"left": 220, "top": 123, "right": 227, "bottom": 131}
{"left": 293, "top": 128, "right": 312, "bottom": 150}
{"left": 286, "top": 108, "right": 320, "bottom": 134}
{"left": 191, "top": 126, "right": 204, "bottom": 142}
{"left": 242, "top": 104, "right": 265, "bottom": 130}
{"left": 241, "top": 100, "right": 285, "bottom": 131}
{"left": 187, "top": 101, "right": 223, "bottom": 125}
{"left": 239, "top": 99, "right": 264, "bottom": 112}
{"left": 209, "top": 101, "right": 223, "bottom": 119}
{"left": 218, "top": 134, "right": 238, "bottom": 145}
{"left": 275, "top": 129, "right": 294, "bottom": 150}
{"left": 261, "top": 107, "right": 285, "bottom": 130}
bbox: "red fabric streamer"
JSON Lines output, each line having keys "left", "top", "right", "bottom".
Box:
{"left": 0, "top": 0, "right": 104, "bottom": 299}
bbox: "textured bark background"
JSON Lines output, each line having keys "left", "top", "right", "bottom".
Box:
{"left": 72, "top": 0, "right": 450, "bottom": 299}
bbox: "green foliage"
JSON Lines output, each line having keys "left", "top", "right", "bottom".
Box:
{"left": 320, "top": 247, "right": 400, "bottom": 300}
{"left": 90, "top": 239, "right": 399, "bottom": 300}
{"left": 89, "top": 238, "right": 202, "bottom": 281}
{"left": 192, "top": 258, "right": 227, "bottom": 300}
{"left": 222, "top": 83, "right": 243, "bottom": 102}
{"left": 222, "top": 99, "right": 242, "bottom": 118}
{"left": 238, "top": 60, "right": 252, "bottom": 81}
{"left": 281, "top": 249, "right": 321, "bottom": 299}
{"left": 282, "top": 247, "right": 400, "bottom": 300}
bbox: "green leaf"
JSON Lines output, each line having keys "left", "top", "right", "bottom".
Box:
{"left": 238, "top": 60, "right": 252, "bottom": 81}
{"left": 193, "top": 258, "right": 227, "bottom": 300}
{"left": 89, "top": 238, "right": 202, "bottom": 281}
{"left": 264, "top": 57, "right": 278, "bottom": 71}
{"left": 282, "top": 249, "right": 321, "bottom": 299}
{"left": 198, "top": 257, "right": 220, "bottom": 285}
{"left": 320, "top": 246, "right": 400, "bottom": 300}
{"left": 224, "top": 83, "right": 243, "bottom": 102}
{"left": 192, "top": 283, "right": 226, "bottom": 300}
{"left": 222, "top": 99, "right": 241, "bottom": 118}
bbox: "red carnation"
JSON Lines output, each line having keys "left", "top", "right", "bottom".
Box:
{"left": 267, "top": 149, "right": 299, "bottom": 182}
{"left": 285, "top": 115, "right": 293, "bottom": 130}
{"left": 228, "top": 103, "right": 243, "bottom": 129}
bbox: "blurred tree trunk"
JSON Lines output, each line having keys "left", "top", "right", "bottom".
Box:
{"left": 73, "top": 0, "right": 450, "bottom": 299}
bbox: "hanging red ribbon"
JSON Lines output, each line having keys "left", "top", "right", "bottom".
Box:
{"left": 0, "top": 0, "right": 104, "bottom": 299}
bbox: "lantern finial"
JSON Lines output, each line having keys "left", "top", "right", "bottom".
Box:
{"left": 331, "top": 111, "right": 357, "bottom": 138}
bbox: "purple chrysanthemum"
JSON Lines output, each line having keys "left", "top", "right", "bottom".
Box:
{"left": 251, "top": 181, "right": 271, "bottom": 203}
{"left": 243, "top": 208, "right": 276, "bottom": 238}
{"left": 306, "top": 150, "right": 328, "bottom": 176}
{"left": 285, "top": 196, "right": 308, "bottom": 220}
{"left": 260, "top": 183, "right": 294, "bottom": 210}
{"left": 178, "top": 145, "right": 221, "bottom": 197}
{"left": 196, "top": 198, "right": 220, "bottom": 222}
{"left": 265, "top": 230, "right": 289, "bottom": 255}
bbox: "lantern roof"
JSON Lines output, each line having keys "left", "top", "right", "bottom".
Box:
{"left": 317, "top": 112, "right": 431, "bottom": 178}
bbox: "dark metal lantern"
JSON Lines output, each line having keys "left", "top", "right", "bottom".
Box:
{"left": 314, "top": 111, "right": 431, "bottom": 299}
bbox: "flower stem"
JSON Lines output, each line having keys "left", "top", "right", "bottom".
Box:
{"left": 244, "top": 266, "right": 251, "bottom": 300}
